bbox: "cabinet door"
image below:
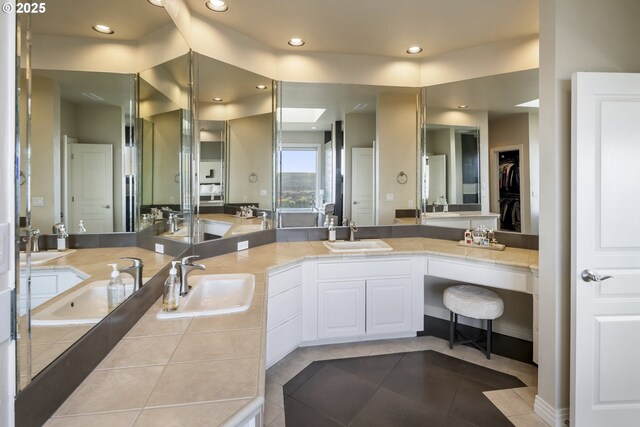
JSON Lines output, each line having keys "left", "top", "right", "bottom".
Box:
{"left": 317, "top": 281, "right": 365, "bottom": 339}
{"left": 366, "top": 277, "right": 412, "bottom": 335}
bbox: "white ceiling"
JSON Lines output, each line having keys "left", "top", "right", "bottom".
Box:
{"left": 198, "top": 55, "right": 272, "bottom": 103}
{"left": 187, "top": 0, "right": 539, "bottom": 59}
{"left": 30, "top": 0, "right": 172, "bottom": 41}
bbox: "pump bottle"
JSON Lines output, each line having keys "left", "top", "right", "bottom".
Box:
{"left": 162, "top": 261, "right": 180, "bottom": 311}
{"left": 107, "top": 263, "right": 126, "bottom": 312}
{"left": 328, "top": 218, "right": 336, "bottom": 242}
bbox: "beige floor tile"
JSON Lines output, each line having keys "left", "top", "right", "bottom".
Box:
{"left": 97, "top": 335, "right": 182, "bottom": 370}
{"left": 264, "top": 399, "right": 284, "bottom": 425}
{"left": 46, "top": 411, "right": 139, "bottom": 427}
{"left": 427, "top": 336, "right": 449, "bottom": 350}
{"left": 170, "top": 329, "right": 261, "bottom": 363}
{"left": 509, "top": 359, "right": 535, "bottom": 376}
{"left": 513, "top": 386, "right": 537, "bottom": 407}
{"left": 400, "top": 336, "right": 433, "bottom": 352}
{"left": 484, "top": 389, "right": 533, "bottom": 417}
{"left": 509, "top": 413, "right": 551, "bottom": 427}
{"left": 266, "top": 358, "right": 308, "bottom": 386}
{"left": 265, "top": 380, "right": 284, "bottom": 408}
{"left": 461, "top": 346, "right": 490, "bottom": 366}
{"left": 323, "top": 342, "right": 367, "bottom": 359}
{"left": 484, "top": 353, "right": 512, "bottom": 374}
{"left": 146, "top": 358, "right": 258, "bottom": 406}
{"left": 266, "top": 410, "right": 286, "bottom": 427}
{"left": 126, "top": 315, "right": 191, "bottom": 338}
{"left": 134, "top": 399, "right": 249, "bottom": 427}
{"left": 186, "top": 308, "right": 263, "bottom": 334}
{"left": 512, "top": 371, "right": 535, "bottom": 387}
{"left": 56, "top": 366, "right": 164, "bottom": 416}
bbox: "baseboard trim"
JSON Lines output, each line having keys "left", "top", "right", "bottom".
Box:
{"left": 424, "top": 304, "right": 533, "bottom": 341}
{"left": 534, "top": 395, "right": 569, "bottom": 427}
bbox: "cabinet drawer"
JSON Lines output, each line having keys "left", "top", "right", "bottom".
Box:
{"left": 426, "top": 258, "right": 528, "bottom": 293}
{"left": 268, "top": 265, "right": 302, "bottom": 297}
{"left": 267, "top": 285, "right": 302, "bottom": 330}
{"left": 266, "top": 314, "right": 302, "bottom": 367}
{"left": 317, "top": 258, "right": 411, "bottom": 281}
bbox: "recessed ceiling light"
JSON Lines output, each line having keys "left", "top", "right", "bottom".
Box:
{"left": 406, "top": 46, "right": 423, "bottom": 54}
{"left": 458, "top": 105, "right": 469, "bottom": 109}
{"left": 146, "top": 0, "right": 164, "bottom": 7}
{"left": 311, "top": 126, "right": 317, "bottom": 130}
{"left": 212, "top": 97, "right": 223, "bottom": 102}
{"left": 205, "top": 0, "right": 228, "bottom": 12}
{"left": 256, "top": 84, "right": 268, "bottom": 90}
{"left": 288, "top": 38, "right": 305, "bottom": 47}
{"left": 92, "top": 24, "right": 115, "bottom": 35}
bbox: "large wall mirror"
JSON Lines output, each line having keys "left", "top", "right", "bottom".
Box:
{"left": 276, "top": 82, "right": 419, "bottom": 227}
{"left": 421, "top": 69, "right": 539, "bottom": 234}
{"left": 194, "top": 53, "right": 274, "bottom": 241}
{"left": 138, "top": 52, "right": 194, "bottom": 242}
{"left": 16, "top": 0, "right": 189, "bottom": 389}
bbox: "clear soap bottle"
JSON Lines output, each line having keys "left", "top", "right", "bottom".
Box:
{"left": 162, "top": 261, "right": 180, "bottom": 311}
{"left": 328, "top": 218, "right": 336, "bottom": 242}
{"left": 107, "top": 263, "right": 126, "bottom": 312}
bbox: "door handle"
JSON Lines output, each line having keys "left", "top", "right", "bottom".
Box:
{"left": 353, "top": 201, "right": 359, "bottom": 205}
{"left": 103, "top": 205, "right": 111, "bottom": 209}
{"left": 581, "top": 269, "right": 613, "bottom": 282}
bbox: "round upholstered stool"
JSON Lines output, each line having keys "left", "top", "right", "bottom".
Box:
{"left": 443, "top": 285, "right": 504, "bottom": 359}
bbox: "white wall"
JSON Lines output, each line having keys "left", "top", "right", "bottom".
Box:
{"left": 538, "top": 1, "right": 640, "bottom": 425}
{"left": 227, "top": 113, "right": 273, "bottom": 209}
{"left": 344, "top": 113, "right": 376, "bottom": 220}
{"left": 150, "top": 110, "right": 181, "bottom": 204}
{"left": 1, "top": 3, "right": 16, "bottom": 426}
{"left": 19, "top": 75, "right": 59, "bottom": 231}
{"left": 376, "top": 93, "right": 418, "bottom": 224}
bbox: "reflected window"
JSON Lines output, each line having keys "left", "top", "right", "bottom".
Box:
{"left": 280, "top": 145, "right": 320, "bottom": 209}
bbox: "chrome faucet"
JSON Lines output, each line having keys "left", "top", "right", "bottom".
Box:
{"left": 119, "top": 257, "right": 144, "bottom": 291}
{"left": 179, "top": 255, "right": 205, "bottom": 296}
{"left": 167, "top": 213, "right": 180, "bottom": 233}
{"left": 432, "top": 200, "right": 440, "bottom": 213}
{"left": 25, "top": 228, "right": 40, "bottom": 252}
{"left": 441, "top": 197, "right": 449, "bottom": 213}
{"left": 349, "top": 221, "right": 358, "bottom": 241}
{"left": 261, "top": 212, "right": 269, "bottom": 230}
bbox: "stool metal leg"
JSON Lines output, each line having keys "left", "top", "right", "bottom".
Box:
{"left": 486, "top": 320, "right": 492, "bottom": 359}
{"left": 449, "top": 311, "right": 455, "bottom": 349}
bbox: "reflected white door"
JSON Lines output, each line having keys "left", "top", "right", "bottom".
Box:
{"left": 427, "top": 154, "right": 446, "bottom": 204}
{"left": 571, "top": 72, "right": 640, "bottom": 426}
{"left": 352, "top": 147, "right": 374, "bottom": 225}
{"left": 68, "top": 144, "right": 113, "bottom": 233}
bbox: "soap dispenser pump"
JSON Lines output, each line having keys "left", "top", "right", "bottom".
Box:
{"left": 107, "top": 263, "right": 126, "bottom": 312}
{"left": 328, "top": 218, "right": 336, "bottom": 242}
{"left": 162, "top": 261, "right": 180, "bottom": 311}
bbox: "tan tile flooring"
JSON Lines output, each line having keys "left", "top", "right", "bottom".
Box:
{"left": 265, "top": 336, "right": 549, "bottom": 427}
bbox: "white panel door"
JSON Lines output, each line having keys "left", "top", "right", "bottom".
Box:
{"left": 68, "top": 144, "right": 113, "bottom": 233}
{"left": 351, "top": 148, "right": 374, "bottom": 225}
{"left": 571, "top": 72, "right": 640, "bottom": 426}
{"left": 317, "top": 281, "right": 365, "bottom": 339}
{"left": 366, "top": 277, "right": 412, "bottom": 335}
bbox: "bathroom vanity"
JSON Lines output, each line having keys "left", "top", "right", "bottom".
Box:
{"left": 44, "top": 237, "right": 538, "bottom": 426}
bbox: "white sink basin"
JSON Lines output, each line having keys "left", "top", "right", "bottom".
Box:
{"left": 231, "top": 224, "right": 263, "bottom": 235}
{"left": 157, "top": 273, "right": 255, "bottom": 319}
{"left": 32, "top": 276, "right": 148, "bottom": 326}
{"left": 19, "top": 250, "right": 75, "bottom": 267}
{"left": 423, "top": 212, "right": 461, "bottom": 218}
{"left": 323, "top": 239, "right": 393, "bottom": 253}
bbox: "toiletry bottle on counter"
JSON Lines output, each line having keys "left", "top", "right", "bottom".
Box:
{"left": 162, "top": 261, "right": 180, "bottom": 311}
{"left": 107, "top": 263, "right": 126, "bottom": 312}
{"left": 464, "top": 229, "right": 472, "bottom": 245}
{"left": 328, "top": 218, "right": 336, "bottom": 242}
{"left": 77, "top": 220, "right": 87, "bottom": 233}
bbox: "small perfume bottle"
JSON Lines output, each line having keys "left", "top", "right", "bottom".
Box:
{"left": 78, "top": 220, "right": 87, "bottom": 233}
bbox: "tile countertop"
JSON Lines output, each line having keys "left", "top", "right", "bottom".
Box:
{"left": 45, "top": 238, "right": 539, "bottom": 427}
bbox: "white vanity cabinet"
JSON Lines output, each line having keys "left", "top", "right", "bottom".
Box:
{"left": 311, "top": 256, "right": 423, "bottom": 343}
{"left": 266, "top": 264, "right": 303, "bottom": 367}
{"left": 317, "top": 280, "right": 366, "bottom": 339}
